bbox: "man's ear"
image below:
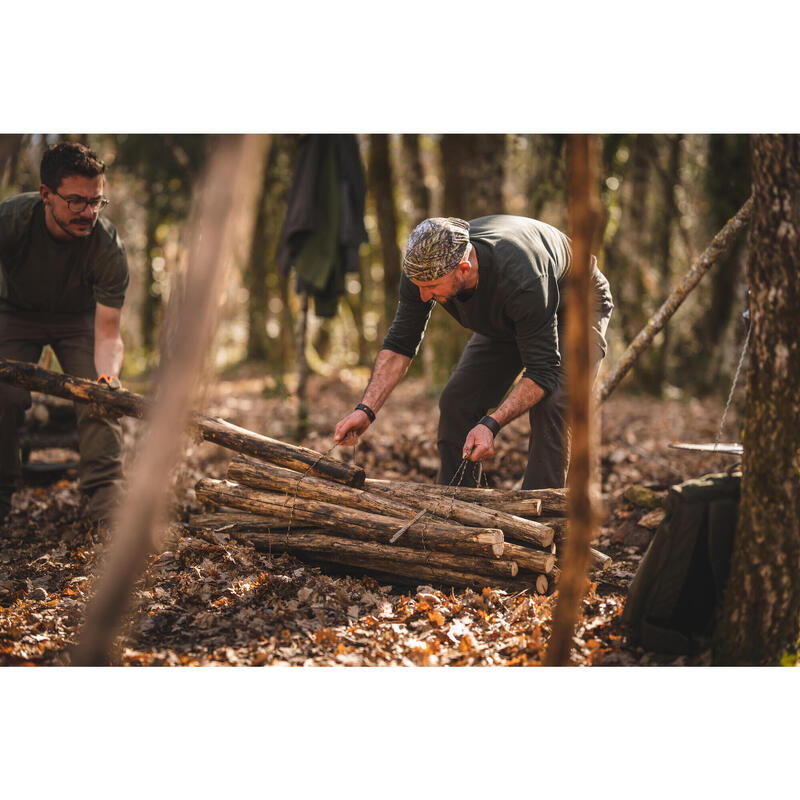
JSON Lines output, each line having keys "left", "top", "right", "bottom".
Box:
{"left": 39, "top": 184, "right": 51, "bottom": 204}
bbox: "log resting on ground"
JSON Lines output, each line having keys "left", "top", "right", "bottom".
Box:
{"left": 195, "top": 479, "right": 505, "bottom": 559}
{"left": 310, "top": 561, "right": 548, "bottom": 594}
{"left": 0, "top": 357, "right": 364, "bottom": 487}
{"left": 222, "top": 528, "right": 519, "bottom": 579}
{"left": 230, "top": 457, "right": 554, "bottom": 548}
{"left": 365, "top": 479, "right": 566, "bottom": 516}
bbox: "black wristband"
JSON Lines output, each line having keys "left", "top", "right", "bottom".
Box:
{"left": 478, "top": 415, "right": 501, "bottom": 437}
{"left": 355, "top": 403, "right": 376, "bottom": 423}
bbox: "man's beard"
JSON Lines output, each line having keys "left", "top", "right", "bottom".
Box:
{"left": 53, "top": 209, "right": 95, "bottom": 239}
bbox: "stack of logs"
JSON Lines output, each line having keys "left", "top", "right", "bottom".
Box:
{"left": 0, "top": 358, "right": 611, "bottom": 592}
{"left": 190, "top": 444, "right": 611, "bottom": 595}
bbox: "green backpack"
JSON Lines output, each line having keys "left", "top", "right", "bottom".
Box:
{"left": 622, "top": 471, "right": 741, "bottom": 655}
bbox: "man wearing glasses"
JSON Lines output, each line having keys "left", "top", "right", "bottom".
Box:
{"left": 0, "top": 142, "right": 129, "bottom": 527}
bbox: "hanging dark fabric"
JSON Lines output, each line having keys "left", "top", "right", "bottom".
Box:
{"left": 277, "top": 135, "right": 368, "bottom": 318}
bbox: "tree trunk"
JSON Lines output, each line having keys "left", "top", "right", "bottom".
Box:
{"left": 244, "top": 137, "right": 276, "bottom": 361}
{"left": 545, "top": 134, "right": 601, "bottom": 667}
{"left": 0, "top": 357, "right": 366, "bottom": 487}
{"left": 713, "top": 134, "right": 800, "bottom": 666}
{"left": 296, "top": 292, "right": 310, "bottom": 440}
{"left": 195, "top": 478, "right": 505, "bottom": 559}
{"left": 399, "top": 134, "right": 430, "bottom": 228}
{"left": 368, "top": 134, "right": 402, "bottom": 333}
{"left": 441, "top": 135, "right": 506, "bottom": 219}
{"left": 141, "top": 205, "right": 162, "bottom": 355}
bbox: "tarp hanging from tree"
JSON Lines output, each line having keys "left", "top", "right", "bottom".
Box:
{"left": 277, "top": 134, "right": 368, "bottom": 317}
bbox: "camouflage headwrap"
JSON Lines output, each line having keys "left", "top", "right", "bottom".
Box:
{"left": 402, "top": 217, "right": 470, "bottom": 281}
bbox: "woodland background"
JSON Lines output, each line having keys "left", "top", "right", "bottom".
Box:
{"left": 0, "top": 133, "right": 752, "bottom": 406}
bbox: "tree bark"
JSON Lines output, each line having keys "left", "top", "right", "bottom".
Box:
{"left": 244, "top": 136, "right": 277, "bottom": 361}
{"left": 441, "top": 135, "right": 506, "bottom": 219}
{"left": 227, "top": 529, "right": 519, "bottom": 579}
{"left": 399, "top": 134, "right": 430, "bottom": 228}
{"left": 0, "top": 357, "right": 366, "bottom": 487}
{"left": 368, "top": 134, "right": 402, "bottom": 327}
{"left": 545, "top": 134, "right": 601, "bottom": 667}
{"left": 195, "top": 478, "right": 505, "bottom": 559}
{"left": 713, "top": 134, "right": 800, "bottom": 666}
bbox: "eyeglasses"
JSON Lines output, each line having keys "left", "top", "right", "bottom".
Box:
{"left": 53, "top": 190, "right": 110, "bottom": 213}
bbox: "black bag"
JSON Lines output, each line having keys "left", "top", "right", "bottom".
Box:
{"left": 622, "top": 471, "right": 740, "bottom": 655}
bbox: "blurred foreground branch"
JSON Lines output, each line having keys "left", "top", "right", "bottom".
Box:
{"left": 597, "top": 196, "right": 753, "bottom": 404}
{"left": 71, "top": 135, "right": 266, "bottom": 666}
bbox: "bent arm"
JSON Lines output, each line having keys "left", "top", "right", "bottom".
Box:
{"left": 94, "top": 302, "right": 124, "bottom": 378}
{"left": 361, "top": 348, "right": 412, "bottom": 412}
{"left": 334, "top": 349, "right": 411, "bottom": 444}
{"left": 463, "top": 376, "right": 547, "bottom": 462}
{"left": 490, "top": 375, "right": 546, "bottom": 428}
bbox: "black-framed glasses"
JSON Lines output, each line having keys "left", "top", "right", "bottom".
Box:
{"left": 53, "top": 190, "right": 110, "bottom": 213}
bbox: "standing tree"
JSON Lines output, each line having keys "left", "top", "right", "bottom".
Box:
{"left": 713, "top": 134, "right": 800, "bottom": 665}
{"left": 368, "top": 135, "right": 402, "bottom": 332}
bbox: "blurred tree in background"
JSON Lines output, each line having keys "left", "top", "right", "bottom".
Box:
{"left": 0, "top": 133, "right": 753, "bottom": 407}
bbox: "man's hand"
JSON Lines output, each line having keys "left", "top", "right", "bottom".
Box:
{"left": 97, "top": 375, "right": 121, "bottom": 390}
{"left": 90, "top": 375, "right": 123, "bottom": 419}
{"left": 334, "top": 409, "right": 372, "bottom": 447}
{"left": 462, "top": 423, "right": 495, "bottom": 462}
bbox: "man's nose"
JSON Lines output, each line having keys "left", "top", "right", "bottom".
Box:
{"left": 80, "top": 204, "right": 97, "bottom": 218}
{"left": 420, "top": 288, "right": 432, "bottom": 302}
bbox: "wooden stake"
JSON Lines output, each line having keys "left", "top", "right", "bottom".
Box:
{"left": 545, "top": 134, "right": 601, "bottom": 667}
{"left": 0, "top": 357, "right": 365, "bottom": 487}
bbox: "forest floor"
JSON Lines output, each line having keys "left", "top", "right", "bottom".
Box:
{"left": 0, "top": 367, "right": 743, "bottom": 667}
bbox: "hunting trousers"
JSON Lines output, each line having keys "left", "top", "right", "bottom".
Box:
{"left": 0, "top": 310, "right": 124, "bottom": 522}
{"left": 437, "top": 276, "right": 612, "bottom": 490}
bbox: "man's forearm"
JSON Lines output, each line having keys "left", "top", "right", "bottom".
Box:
{"left": 489, "top": 376, "right": 547, "bottom": 428}
{"left": 94, "top": 335, "right": 123, "bottom": 378}
{"left": 361, "top": 349, "right": 412, "bottom": 412}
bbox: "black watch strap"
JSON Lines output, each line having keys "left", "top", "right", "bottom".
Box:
{"left": 355, "top": 403, "right": 376, "bottom": 423}
{"left": 479, "top": 415, "right": 501, "bottom": 437}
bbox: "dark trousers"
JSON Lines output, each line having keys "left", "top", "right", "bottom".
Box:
{"left": 437, "top": 277, "right": 612, "bottom": 489}
{"left": 0, "top": 310, "right": 123, "bottom": 520}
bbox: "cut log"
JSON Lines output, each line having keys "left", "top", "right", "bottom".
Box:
{"left": 228, "top": 529, "right": 519, "bottom": 579}
{"left": 195, "top": 479, "right": 505, "bottom": 559}
{"left": 229, "top": 457, "right": 432, "bottom": 524}
{"left": 365, "top": 479, "right": 566, "bottom": 516}
{"left": 198, "top": 416, "right": 364, "bottom": 487}
{"left": 184, "top": 512, "right": 313, "bottom": 532}
{"left": 362, "top": 471, "right": 554, "bottom": 548}
{"left": 589, "top": 548, "right": 612, "bottom": 571}
{"left": 0, "top": 357, "right": 365, "bottom": 487}
{"left": 502, "top": 542, "right": 556, "bottom": 575}
{"left": 231, "top": 456, "right": 554, "bottom": 548}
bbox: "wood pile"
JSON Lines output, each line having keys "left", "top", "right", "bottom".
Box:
{"left": 189, "top": 443, "right": 612, "bottom": 595}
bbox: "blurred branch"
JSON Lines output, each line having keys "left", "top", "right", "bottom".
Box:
{"left": 71, "top": 135, "right": 265, "bottom": 665}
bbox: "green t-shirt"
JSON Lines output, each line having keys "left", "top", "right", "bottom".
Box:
{"left": 0, "top": 192, "right": 129, "bottom": 313}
